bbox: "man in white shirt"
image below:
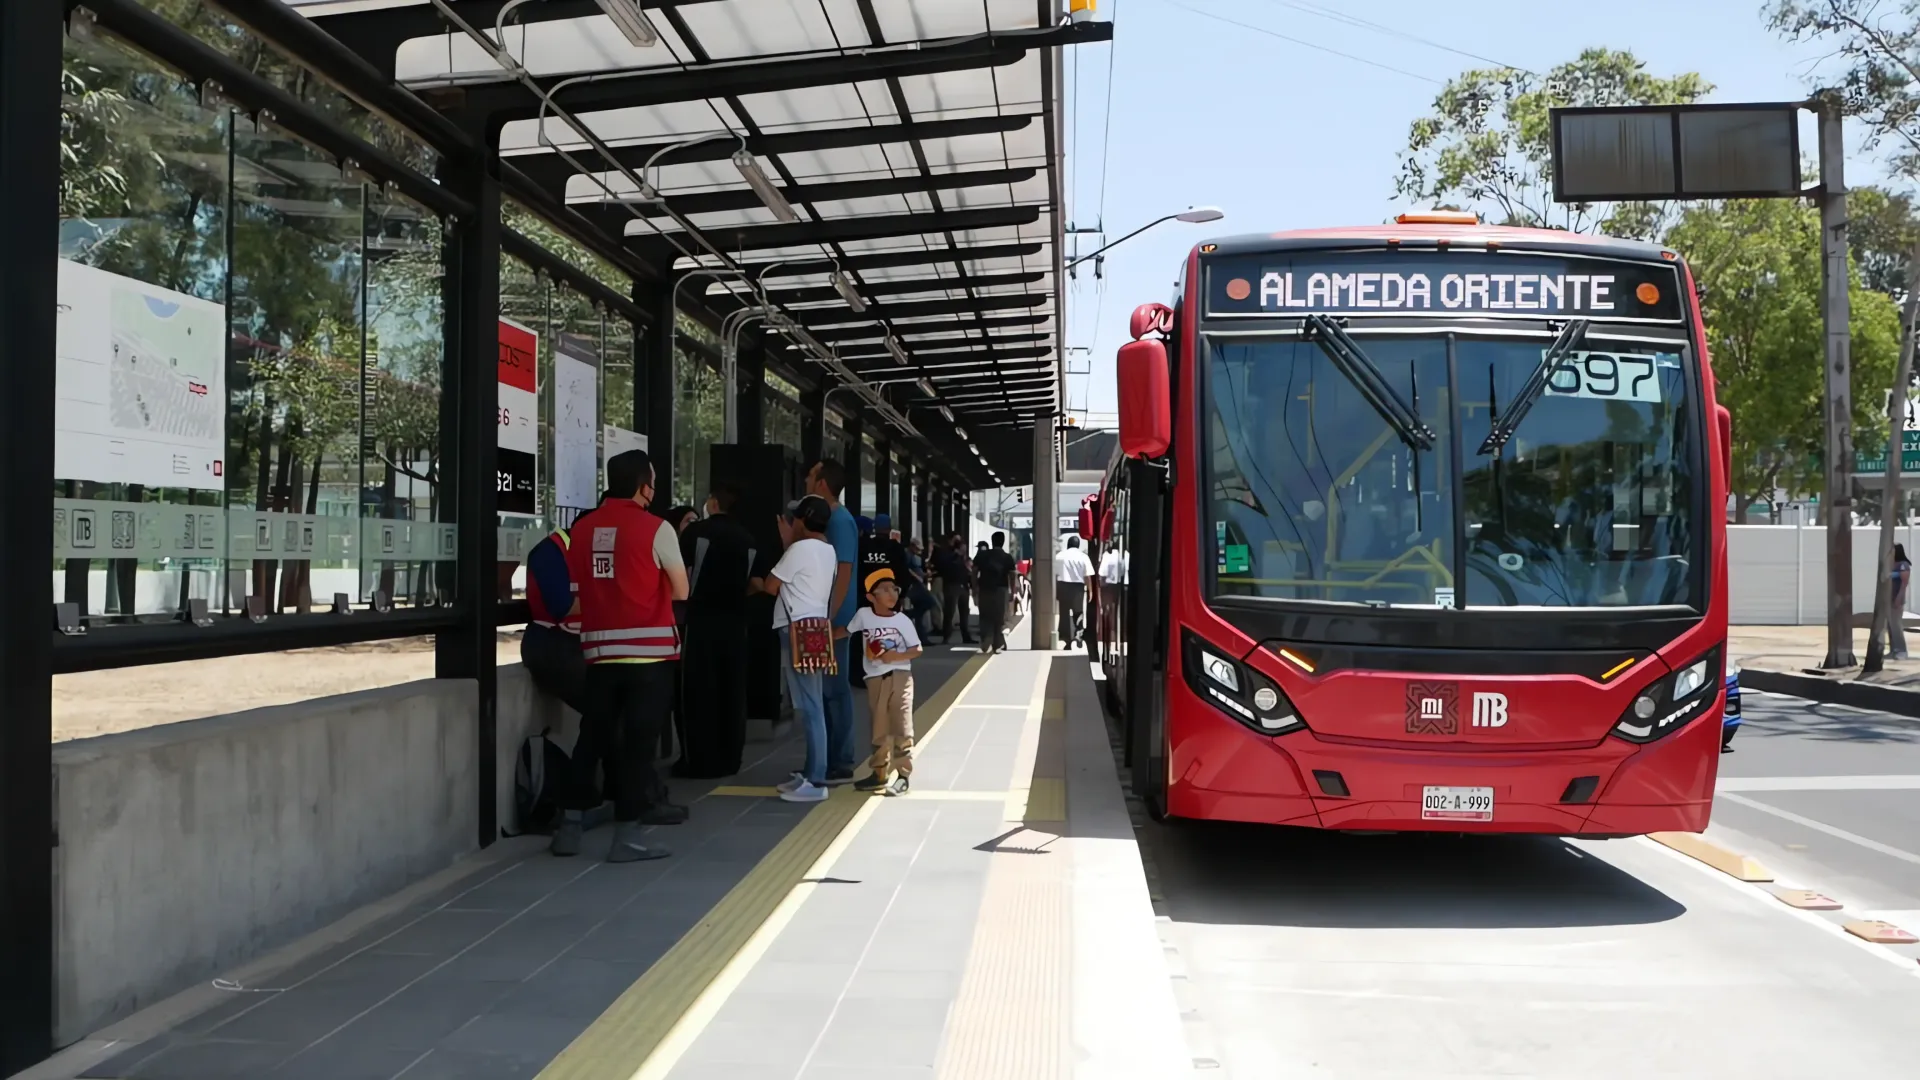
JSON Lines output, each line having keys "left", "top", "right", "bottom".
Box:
{"left": 1055, "top": 537, "right": 1094, "bottom": 650}
{"left": 1095, "top": 542, "right": 1126, "bottom": 663}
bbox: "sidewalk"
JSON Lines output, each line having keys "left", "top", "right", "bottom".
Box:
{"left": 29, "top": 634, "right": 1187, "bottom": 1080}
{"left": 1730, "top": 625, "right": 1920, "bottom": 716}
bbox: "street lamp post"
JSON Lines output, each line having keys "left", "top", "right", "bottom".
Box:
{"left": 1065, "top": 206, "right": 1224, "bottom": 270}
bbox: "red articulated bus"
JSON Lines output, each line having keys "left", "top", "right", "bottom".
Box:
{"left": 1095, "top": 211, "right": 1731, "bottom": 835}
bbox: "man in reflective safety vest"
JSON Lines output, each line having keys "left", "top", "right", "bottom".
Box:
{"left": 554, "top": 449, "right": 691, "bottom": 863}
{"left": 521, "top": 517, "right": 589, "bottom": 716}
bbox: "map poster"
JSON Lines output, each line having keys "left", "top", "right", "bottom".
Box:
{"left": 498, "top": 317, "right": 539, "bottom": 517}
{"left": 603, "top": 426, "right": 646, "bottom": 490}
{"left": 55, "top": 259, "right": 226, "bottom": 490}
{"left": 554, "top": 334, "right": 599, "bottom": 513}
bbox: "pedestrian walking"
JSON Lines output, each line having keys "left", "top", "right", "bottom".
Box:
{"left": 904, "top": 539, "right": 936, "bottom": 640}
{"left": 1055, "top": 536, "right": 1094, "bottom": 650}
{"left": 1888, "top": 543, "right": 1913, "bottom": 660}
{"left": 552, "top": 450, "right": 689, "bottom": 863}
{"left": 767, "top": 495, "right": 840, "bottom": 804}
{"left": 973, "top": 531, "right": 1017, "bottom": 654}
{"left": 842, "top": 569, "right": 921, "bottom": 796}
{"left": 933, "top": 533, "right": 975, "bottom": 644}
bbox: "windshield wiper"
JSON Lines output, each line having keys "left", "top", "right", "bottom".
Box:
{"left": 1477, "top": 318, "right": 1589, "bottom": 456}
{"left": 1302, "top": 315, "right": 1436, "bottom": 452}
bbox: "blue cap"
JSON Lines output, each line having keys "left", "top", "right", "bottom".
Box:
{"left": 856, "top": 515, "right": 874, "bottom": 534}
{"left": 874, "top": 513, "right": 891, "bottom": 530}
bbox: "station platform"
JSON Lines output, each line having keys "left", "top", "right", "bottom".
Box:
{"left": 27, "top": 629, "right": 1186, "bottom": 1080}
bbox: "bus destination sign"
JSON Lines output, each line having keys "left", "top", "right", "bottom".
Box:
{"left": 1203, "top": 251, "right": 1683, "bottom": 322}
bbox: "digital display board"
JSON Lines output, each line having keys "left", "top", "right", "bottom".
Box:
{"left": 1203, "top": 250, "right": 1684, "bottom": 323}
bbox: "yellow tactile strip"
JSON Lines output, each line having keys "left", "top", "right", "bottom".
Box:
{"left": 938, "top": 656, "right": 1070, "bottom": 1080}
{"left": 536, "top": 650, "right": 990, "bottom": 1080}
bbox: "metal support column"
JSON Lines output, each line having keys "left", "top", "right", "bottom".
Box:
{"left": 875, "top": 440, "right": 892, "bottom": 517}
{"left": 845, "top": 417, "right": 865, "bottom": 515}
{"left": 1818, "top": 96, "right": 1855, "bottom": 668}
{"left": 801, "top": 384, "right": 825, "bottom": 469}
{"left": 737, "top": 339, "right": 764, "bottom": 447}
{"left": 0, "top": 0, "right": 60, "bottom": 1069}
{"left": 643, "top": 281, "right": 677, "bottom": 512}
{"left": 435, "top": 131, "right": 503, "bottom": 848}
{"left": 1031, "top": 417, "right": 1057, "bottom": 650}
{"left": 899, "top": 461, "right": 913, "bottom": 540}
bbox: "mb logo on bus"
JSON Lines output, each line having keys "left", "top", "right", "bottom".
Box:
{"left": 1471, "top": 692, "right": 1509, "bottom": 728}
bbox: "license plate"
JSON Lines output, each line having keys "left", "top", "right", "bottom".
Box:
{"left": 1422, "top": 785, "right": 1493, "bottom": 822}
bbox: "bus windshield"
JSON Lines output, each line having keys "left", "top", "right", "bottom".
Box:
{"left": 1205, "top": 331, "right": 1700, "bottom": 610}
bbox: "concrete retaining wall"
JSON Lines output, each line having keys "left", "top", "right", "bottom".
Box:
{"left": 48, "top": 670, "right": 542, "bottom": 1045}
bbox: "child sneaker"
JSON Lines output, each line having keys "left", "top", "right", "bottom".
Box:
{"left": 885, "top": 775, "right": 910, "bottom": 797}
{"left": 854, "top": 773, "right": 889, "bottom": 793}
{"left": 779, "top": 780, "right": 829, "bottom": 803}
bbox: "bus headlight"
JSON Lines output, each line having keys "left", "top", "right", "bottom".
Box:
{"left": 1182, "top": 631, "right": 1303, "bottom": 734}
{"left": 1611, "top": 647, "right": 1722, "bottom": 744}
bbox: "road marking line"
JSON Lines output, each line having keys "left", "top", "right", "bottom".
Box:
{"left": 1647, "top": 831, "right": 1773, "bottom": 881}
{"left": 1636, "top": 837, "right": 1920, "bottom": 977}
{"left": 1717, "top": 774, "right": 1920, "bottom": 792}
{"left": 1718, "top": 792, "right": 1920, "bottom": 868}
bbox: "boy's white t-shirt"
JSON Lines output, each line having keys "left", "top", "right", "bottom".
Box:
{"left": 845, "top": 607, "right": 921, "bottom": 677}
{"left": 771, "top": 537, "right": 838, "bottom": 629}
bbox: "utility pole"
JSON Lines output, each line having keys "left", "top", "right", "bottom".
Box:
{"left": 1031, "top": 413, "right": 1057, "bottom": 650}
{"left": 1818, "top": 93, "right": 1856, "bottom": 668}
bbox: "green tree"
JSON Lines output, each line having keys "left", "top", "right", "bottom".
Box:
{"left": 1772, "top": 1, "right": 1920, "bottom": 180}
{"left": 1665, "top": 199, "right": 1904, "bottom": 520}
{"left": 1397, "top": 48, "right": 1712, "bottom": 237}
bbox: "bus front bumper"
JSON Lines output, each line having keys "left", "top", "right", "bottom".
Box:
{"left": 1166, "top": 701, "right": 1720, "bottom": 836}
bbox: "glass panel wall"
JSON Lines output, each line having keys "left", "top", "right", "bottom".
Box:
{"left": 860, "top": 434, "right": 880, "bottom": 518}
{"left": 672, "top": 347, "right": 724, "bottom": 509}
{"left": 56, "top": 29, "right": 451, "bottom": 625}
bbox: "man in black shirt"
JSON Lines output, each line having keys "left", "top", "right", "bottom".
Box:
{"left": 974, "top": 531, "right": 1018, "bottom": 654}
{"left": 674, "top": 483, "right": 758, "bottom": 778}
{"left": 931, "top": 533, "right": 975, "bottom": 644}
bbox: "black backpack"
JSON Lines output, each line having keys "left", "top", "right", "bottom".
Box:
{"left": 512, "top": 729, "right": 572, "bottom": 835}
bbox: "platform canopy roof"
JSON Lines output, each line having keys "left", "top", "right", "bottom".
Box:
{"left": 278, "top": 0, "right": 1109, "bottom": 486}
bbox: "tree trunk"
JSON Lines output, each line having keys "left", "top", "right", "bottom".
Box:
{"left": 1866, "top": 239, "right": 1920, "bottom": 673}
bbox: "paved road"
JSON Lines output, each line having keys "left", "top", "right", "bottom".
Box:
{"left": 1713, "top": 688, "right": 1920, "bottom": 928}
{"left": 1132, "top": 696, "right": 1920, "bottom": 1079}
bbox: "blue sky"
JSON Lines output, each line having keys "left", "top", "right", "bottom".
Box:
{"left": 1061, "top": 0, "right": 1899, "bottom": 415}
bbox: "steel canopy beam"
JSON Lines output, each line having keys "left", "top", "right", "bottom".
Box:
{"left": 794, "top": 293, "right": 1047, "bottom": 326}
{"left": 799, "top": 314, "right": 1052, "bottom": 343}
{"left": 442, "top": 22, "right": 1111, "bottom": 123}
{"left": 619, "top": 205, "right": 1042, "bottom": 259}
{"left": 510, "top": 114, "right": 1037, "bottom": 193}
{"left": 613, "top": 168, "right": 1038, "bottom": 222}
{"left": 748, "top": 271, "right": 1043, "bottom": 308}
{"left": 711, "top": 242, "right": 1046, "bottom": 280}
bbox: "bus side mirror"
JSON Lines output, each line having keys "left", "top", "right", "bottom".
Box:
{"left": 1078, "top": 506, "right": 1096, "bottom": 540}
{"left": 1715, "top": 404, "right": 1732, "bottom": 490}
{"left": 1118, "top": 337, "right": 1170, "bottom": 459}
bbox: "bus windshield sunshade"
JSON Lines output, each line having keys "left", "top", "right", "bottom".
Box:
{"left": 1477, "top": 318, "right": 1589, "bottom": 456}
{"left": 1302, "top": 314, "right": 1436, "bottom": 452}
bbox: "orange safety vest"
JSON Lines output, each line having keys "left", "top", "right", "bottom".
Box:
{"left": 566, "top": 501, "right": 680, "bottom": 664}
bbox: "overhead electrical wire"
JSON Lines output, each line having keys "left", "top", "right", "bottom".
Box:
{"left": 1157, "top": 0, "right": 1443, "bottom": 84}
{"left": 1254, "top": 0, "right": 1531, "bottom": 74}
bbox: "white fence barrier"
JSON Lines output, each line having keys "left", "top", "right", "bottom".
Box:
{"left": 1728, "top": 523, "right": 1920, "bottom": 624}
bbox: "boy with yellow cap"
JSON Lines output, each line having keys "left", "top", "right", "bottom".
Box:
{"left": 839, "top": 567, "right": 922, "bottom": 795}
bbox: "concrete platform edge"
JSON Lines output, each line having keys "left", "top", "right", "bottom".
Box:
{"left": 1062, "top": 661, "right": 1194, "bottom": 1079}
